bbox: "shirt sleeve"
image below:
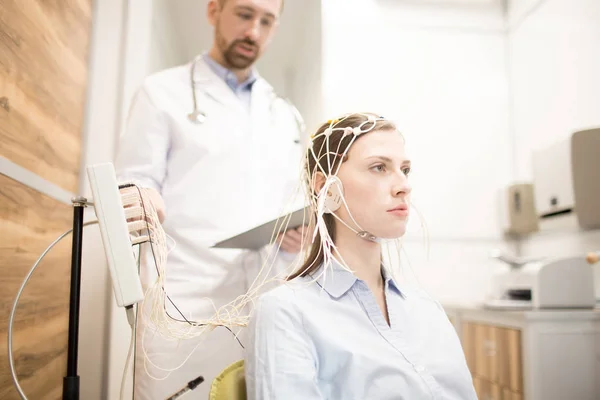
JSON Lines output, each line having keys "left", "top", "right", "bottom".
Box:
{"left": 245, "top": 290, "right": 323, "bottom": 400}
{"left": 114, "top": 86, "right": 170, "bottom": 192}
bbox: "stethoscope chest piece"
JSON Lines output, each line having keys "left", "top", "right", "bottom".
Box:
{"left": 188, "top": 109, "right": 206, "bottom": 124}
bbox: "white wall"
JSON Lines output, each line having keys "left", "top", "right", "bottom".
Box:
{"left": 118, "top": 0, "right": 188, "bottom": 141}
{"left": 147, "top": 0, "right": 188, "bottom": 74}
{"left": 285, "top": 0, "right": 324, "bottom": 134}
{"left": 506, "top": 0, "right": 600, "bottom": 296}
{"left": 508, "top": 0, "right": 600, "bottom": 181}
{"left": 321, "top": 0, "right": 512, "bottom": 304}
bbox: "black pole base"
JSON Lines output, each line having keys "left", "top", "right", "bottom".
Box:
{"left": 62, "top": 376, "right": 79, "bottom": 400}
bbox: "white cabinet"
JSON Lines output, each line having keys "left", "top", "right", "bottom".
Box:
{"left": 445, "top": 306, "right": 600, "bottom": 400}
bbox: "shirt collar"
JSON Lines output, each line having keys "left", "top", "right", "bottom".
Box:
{"left": 313, "top": 260, "right": 357, "bottom": 299}
{"left": 312, "top": 260, "right": 405, "bottom": 299}
{"left": 201, "top": 52, "right": 258, "bottom": 91}
{"left": 381, "top": 265, "right": 405, "bottom": 298}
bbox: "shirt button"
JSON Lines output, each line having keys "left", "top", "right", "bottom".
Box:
{"left": 415, "top": 365, "right": 426, "bottom": 373}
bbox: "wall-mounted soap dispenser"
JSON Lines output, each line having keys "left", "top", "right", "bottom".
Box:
{"left": 500, "top": 183, "right": 539, "bottom": 235}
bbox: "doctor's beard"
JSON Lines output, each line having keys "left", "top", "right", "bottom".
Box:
{"left": 218, "top": 35, "right": 259, "bottom": 69}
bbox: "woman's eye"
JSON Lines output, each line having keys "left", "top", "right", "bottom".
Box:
{"left": 239, "top": 13, "right": 252, "bottom": 20}
{"left": 402, "top": 167, "right": 411, "bottom": 176}
{"left": 261, "top": 18, "right": 273, "bottom": 27}
{"left": 371, "top": 164, "right": 386, "bottom": 172}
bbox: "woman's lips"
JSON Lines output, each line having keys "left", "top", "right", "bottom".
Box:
{"left": 388, "top": 209, "right": 409, "bottom": 217}
{"left": 387, "top": 204, "right": 409, "bottom": 217}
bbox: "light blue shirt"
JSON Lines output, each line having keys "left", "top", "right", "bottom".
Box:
{"left": 202, "top": 53, "right": 257, "bottom": 110}
{"left": 245, "top": 261, "right": 477, "bottom": 400}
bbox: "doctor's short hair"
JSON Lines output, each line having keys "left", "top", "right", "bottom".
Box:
{"left": 217, "top": 0, "right": 285, "bottom": 13}
{"left": 288, "top": 113, "right": 398, "bottom": 280}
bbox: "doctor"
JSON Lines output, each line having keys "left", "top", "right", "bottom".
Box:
{"left": 114, "top": 0, "right": 305, "bottom": 398}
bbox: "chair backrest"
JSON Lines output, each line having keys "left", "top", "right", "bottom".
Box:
{"left": 209, "top": 360, "right": 247, "bottom": 400}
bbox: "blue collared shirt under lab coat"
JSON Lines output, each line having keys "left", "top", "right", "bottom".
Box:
{"left": 245, "top": 261, "right": 477, "bottom": 400}
{"left": 202, "top": 53, "right": 257, "bottom": 110}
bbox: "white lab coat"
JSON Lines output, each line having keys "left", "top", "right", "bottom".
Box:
{"left": 114, "top": 58, "right": 304, "bottom": 400}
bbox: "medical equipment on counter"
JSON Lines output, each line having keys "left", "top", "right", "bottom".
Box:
{"left": 485, "top": 252, "right": 596, "bottom": 310}
{"left": 187, "top": 56, "right": 306, "bottom": 135}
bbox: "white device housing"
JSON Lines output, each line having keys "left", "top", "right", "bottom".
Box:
{"left": 87, "top": 163, "right": 144, "bottom": 307}
{"left": 532, "top": 138, "right": 574, "bottom": 217}
{"left": 532, "top": 128, "right": 600, "bottom": 228}
{"left": 487, "top": 256, "right": 596, "bottom": 309}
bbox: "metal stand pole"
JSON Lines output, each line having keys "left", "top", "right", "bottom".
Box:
{"left": 62, "top": 197, "right": 87, "bottom": 400}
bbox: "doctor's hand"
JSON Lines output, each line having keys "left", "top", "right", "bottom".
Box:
{"left": 142, "top": 188, "right": 166, "bottom": 223}
{"left": 277, "top": 225, "right": 312, "bottom": 254}
{"left": 120, "top": 186, "right": 166, "bottom": 225}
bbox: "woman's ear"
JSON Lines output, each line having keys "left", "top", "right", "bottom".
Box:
{"left": 312, "top": 172, "right": 326, "bottom": 195}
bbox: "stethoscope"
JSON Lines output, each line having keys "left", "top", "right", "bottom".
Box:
{"left": 187, "top": 56, "right": 208, "bottom": 124}
{"left": 187, "top": 56, "right": 305, "bottom": 137}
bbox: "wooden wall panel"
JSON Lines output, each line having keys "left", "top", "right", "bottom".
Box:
{"left": 0, "top": 0, "right": 92, "bottom": 193}
{"left": 0, "top": 174, "right": 74, "bottom": 399}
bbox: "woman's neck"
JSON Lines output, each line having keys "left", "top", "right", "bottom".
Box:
{"left": 334, "top": 224, "right": 383, "bottom": 290}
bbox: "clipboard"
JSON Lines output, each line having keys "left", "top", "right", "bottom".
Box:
{"left": 212, "top": 206, "right": 310, "bottom": 250}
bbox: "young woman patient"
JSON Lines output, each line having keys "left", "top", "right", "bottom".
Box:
{"left": 245, "top": 113, "right": 476, "bottom": 399}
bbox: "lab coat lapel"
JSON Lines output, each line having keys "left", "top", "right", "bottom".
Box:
{"left": 192, "top": 58, "right": 246, "bottom": 116}
{"left": 243, "top": 78, "right": 275, "bottom": 223}
{"left": 250, "top": 79, "right": 274, "bottom": 139}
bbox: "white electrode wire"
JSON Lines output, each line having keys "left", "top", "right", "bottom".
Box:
{"left": 409, "top": 201, "right": 430, "bottom": 261}
{"left": 131, "top": 113, "right": 428, "bottom": 376}
{"left": 141, "top": 114, "right": 394, "bottom": 335}
{"left": 120, "top": 306, "right": 136, "bottom": 400}
{"left": 132, "top": 186, "right": 297, "bottom": 373}
{"left": 8, "top": 220, "right": 98, "bottom": 400}
{"left": 246, "top": 182, "right": 307, "bottom": 293}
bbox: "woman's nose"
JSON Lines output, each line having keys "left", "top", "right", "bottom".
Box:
{"left": 393, "top": 173, "right": 411, "bottom": 196}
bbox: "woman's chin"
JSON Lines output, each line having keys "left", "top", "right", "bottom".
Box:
{"left": 373, "top": 224, "right": 407, "bottom": 239}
